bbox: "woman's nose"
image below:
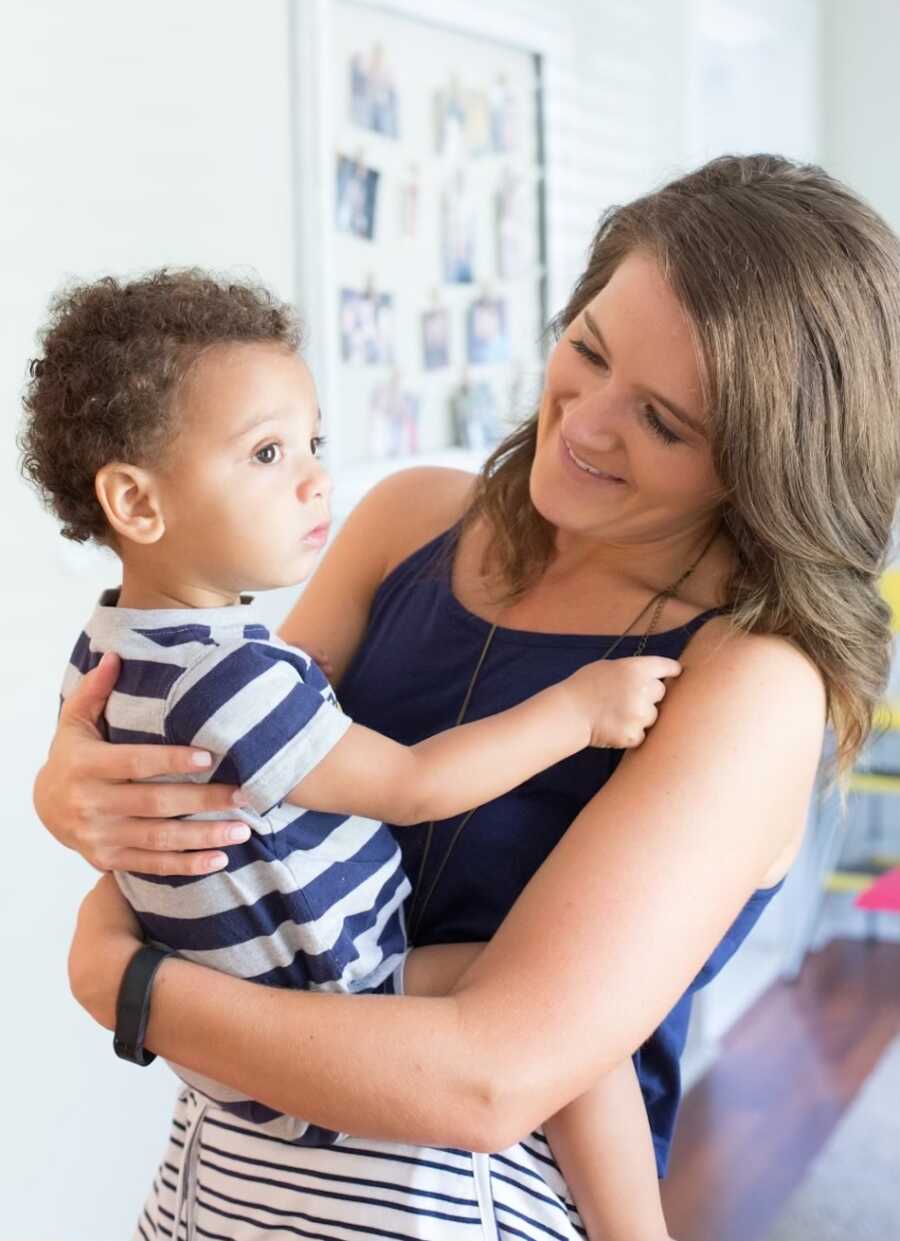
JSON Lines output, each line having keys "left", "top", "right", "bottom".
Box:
{"left": 563, "top": 395, "right": 622, "bottom": 452}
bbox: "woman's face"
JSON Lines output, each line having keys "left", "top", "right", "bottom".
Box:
{"left": 531, "top": 249, "right": 722, "bottom": 545}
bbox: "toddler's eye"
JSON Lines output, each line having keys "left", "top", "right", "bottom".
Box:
{"left": 311, "top": 435, "right": 328, "bottom": 457}
{"left": 254, "top": 442, "right": 283, "bottom": 465}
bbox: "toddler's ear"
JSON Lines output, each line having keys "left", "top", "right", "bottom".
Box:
{"left": 95, "top": 463, "right": 165, "bottom": 545}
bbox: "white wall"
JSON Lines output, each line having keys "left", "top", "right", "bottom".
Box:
{"left": 0, "top": 4, "right": 294, "bottom": 1238}
{"left": 821, "top": 0, "right": 900, "bottom": 233}
{"left": 1, "top": 2, "right": 824, "bottom": 1237}
{"left": 684, "top": 0, "right": 820, "bottom": 167}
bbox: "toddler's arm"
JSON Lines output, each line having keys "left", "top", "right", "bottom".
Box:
{"left": 543, "top": 1063, "right": 673, "bottom": 1241}
{"left": 404, "top": 944, "right": 672, "bottom": 1240}
{"left": 287, "top": 655, "right": 680, "bottom": 825}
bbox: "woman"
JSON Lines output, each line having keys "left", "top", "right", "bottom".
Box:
{"left": 38, "top": 154, "right": 900, "bottom": 1239}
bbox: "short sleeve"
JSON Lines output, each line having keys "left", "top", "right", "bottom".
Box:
{"left": 164, "top": 640, "right": 352, "bottom": 815}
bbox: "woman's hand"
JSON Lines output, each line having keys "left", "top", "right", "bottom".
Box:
{"left": 34, "top": 652, "right": 250, "bottom": 875}
{"left": 68, "top": 874, "right": 143, "bottom": 1030}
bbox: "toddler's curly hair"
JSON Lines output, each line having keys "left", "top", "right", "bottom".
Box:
{"left": 19, "top": 268, "right": 300, "bottom": 543}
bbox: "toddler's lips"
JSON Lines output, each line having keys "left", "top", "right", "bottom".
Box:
{"left": 302, "top": 523, "right": 331, "bottom": 548}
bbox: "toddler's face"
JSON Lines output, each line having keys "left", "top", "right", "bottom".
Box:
{"left": 154, "top": 342, "right": 331, "bottom": 598}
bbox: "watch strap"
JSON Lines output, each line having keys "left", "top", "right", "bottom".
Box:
{"left": 113, "top": 944, "right": 172, "bottom": 1066}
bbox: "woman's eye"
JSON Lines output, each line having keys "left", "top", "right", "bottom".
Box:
{"left": 254, "top": 442, "right": 283, "bottom": 465}
{"left": 310, "top": 435, "right": 328, "bottom": 457}
{"left": 644, "top": 408, "right": 681, "bottom": 446}
{"left": 570, "top": 336, "right": 682, "bottom": 445}
{"left": 570, "top": 338, "right": 608, "bottom": 368}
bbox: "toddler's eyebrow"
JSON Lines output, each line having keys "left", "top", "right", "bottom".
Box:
{"left": 228, "top": 413, "right": 275, "bottom": 442}
{"left": 228, "top": 406, "right": 321, "bottom": 443}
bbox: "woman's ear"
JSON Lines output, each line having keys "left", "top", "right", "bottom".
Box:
{"left": 94, "top": 463, "right": 166, "bottom": 545}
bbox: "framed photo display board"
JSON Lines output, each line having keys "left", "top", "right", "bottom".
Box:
{"left": 291, "top": 0, "right": 548, "bottom": 506}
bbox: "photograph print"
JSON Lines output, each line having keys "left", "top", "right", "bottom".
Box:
{"left": 422, "top": 307, "right": 450, "bottom": 370}
{"left": 335, "top": 154, "right": 380, "bottom": 241}
{"left": 339, "top": 287, "right": 395, "bottom": 366}
{"left": 348, "top": 43, "right": 400, "bottom": 138}
{"left": 466, "top": 295, "right": 510, "bottom": 365}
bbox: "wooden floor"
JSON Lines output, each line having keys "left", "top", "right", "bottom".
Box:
{"left": 660, "top": 939, "right": 900, "bottom": 1241}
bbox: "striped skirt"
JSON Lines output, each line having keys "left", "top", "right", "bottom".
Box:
{"left": 135, "top": 1088, "right": 587, "bottom": 1240}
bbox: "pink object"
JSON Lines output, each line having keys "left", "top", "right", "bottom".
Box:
{"left": 855, "top": 867, "right": 900, "bottom": 912}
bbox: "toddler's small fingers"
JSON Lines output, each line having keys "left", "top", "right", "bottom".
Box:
{"left": 645, "top": 656, "right": 681, "bottom": 679}
{"left": 648, "top": 679, "right": 667, "bottom": 704}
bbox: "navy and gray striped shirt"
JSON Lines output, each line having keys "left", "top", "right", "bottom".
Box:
{"left": 61, "top": 590, "right": 410, "bottom": 1142}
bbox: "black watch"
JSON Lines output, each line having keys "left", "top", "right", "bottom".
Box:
{"left": 113, "top": 944, "right": 172, "bottom": 1066}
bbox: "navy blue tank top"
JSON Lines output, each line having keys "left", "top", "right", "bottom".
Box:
{"left": 338, "top": 525, "right": 784, "bottom": 1174}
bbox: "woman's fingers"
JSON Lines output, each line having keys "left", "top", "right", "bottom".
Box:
{"left": 59, "top": 651, "right": 121, "bottom": 732}
{"left": 86, "top": 818, "right": 250, "bottom": 874}
{"left": 104, "top": 842, "right": 233, "bottom": 877}
{"left": 121, "top": 815, "right": 249, "bottom": 854}
{"left": 87, "top": 741, "right": 217, "bottom": 782}
{"left": 38, "top": 654, "right": 247, "bottom": 875}
{"left": 108, "top": 776, "right": 244, "bottom": 819}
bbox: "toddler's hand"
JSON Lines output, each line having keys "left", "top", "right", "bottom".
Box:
{"left": 570, "top": 656, "right": 682, "bottom": 749}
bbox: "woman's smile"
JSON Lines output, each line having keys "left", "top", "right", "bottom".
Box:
{"left": 558, "top": 431, "right": 628, "bottom": 487}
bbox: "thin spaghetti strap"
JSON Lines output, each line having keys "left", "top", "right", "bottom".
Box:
{"left": 406, "top": 526, "right": 724, "bottom": 942}
{"left": 680, "top": 604, "right": 731, "bottom": 639}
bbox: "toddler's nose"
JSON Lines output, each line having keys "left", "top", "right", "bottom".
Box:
{"left": 298, "top": 462, "right": 331, "bottom": 504}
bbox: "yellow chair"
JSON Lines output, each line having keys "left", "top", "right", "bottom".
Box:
{"left": 828, "top": 568, "right": 900, "bottom": 894}
{"left": 786, "top": 570, "right": 900, "bottom": 975}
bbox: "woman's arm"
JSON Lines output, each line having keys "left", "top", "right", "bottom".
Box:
{"left": 35, "top": 466, "right": 475, "bottom": 873}
{"left": 278, "top": 465, "right": 474, "bottom": 685}
{"left": 69, "top": 624, "right": 824, "bottom": 1152}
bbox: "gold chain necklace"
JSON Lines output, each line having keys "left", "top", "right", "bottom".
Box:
{"left": 405, "top": 528, "right": 720, "bottom": 942}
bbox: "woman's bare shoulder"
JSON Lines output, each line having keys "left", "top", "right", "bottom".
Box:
{"left": 556, "top": 621, "right": 827, "bottom": 917}
{"left": 359, "top": 467, "right": 478, "bottom": 575}
{"left": 682, "top": 615, "right": 825, "bottom": 713}
{"left": 682, "top": 619, "right": 825, "bottom": 809}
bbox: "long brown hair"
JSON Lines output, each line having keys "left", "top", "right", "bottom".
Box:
{"left": 465, "top": 154, "right": 900, "bottom": 771}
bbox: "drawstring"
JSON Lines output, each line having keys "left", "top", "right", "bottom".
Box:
{"left": 172, "top": 1093, "right": 208, "bottom": 1241}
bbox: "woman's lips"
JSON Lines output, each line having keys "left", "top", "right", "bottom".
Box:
{"left": 558, "top": 435, "right": 626, "bottom": 485}
{"left": 302, "top": 523, "right": 331, "bottom": 548}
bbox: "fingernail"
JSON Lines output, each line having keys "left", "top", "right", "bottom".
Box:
{"left": 192, "top": 751, "right": 212, "bottom": 768}
{"left": 227, "top": 825, "right": 251, "bottom": 843}
{"left": 207, "top": 853, "right": 228, "bottom": 871}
